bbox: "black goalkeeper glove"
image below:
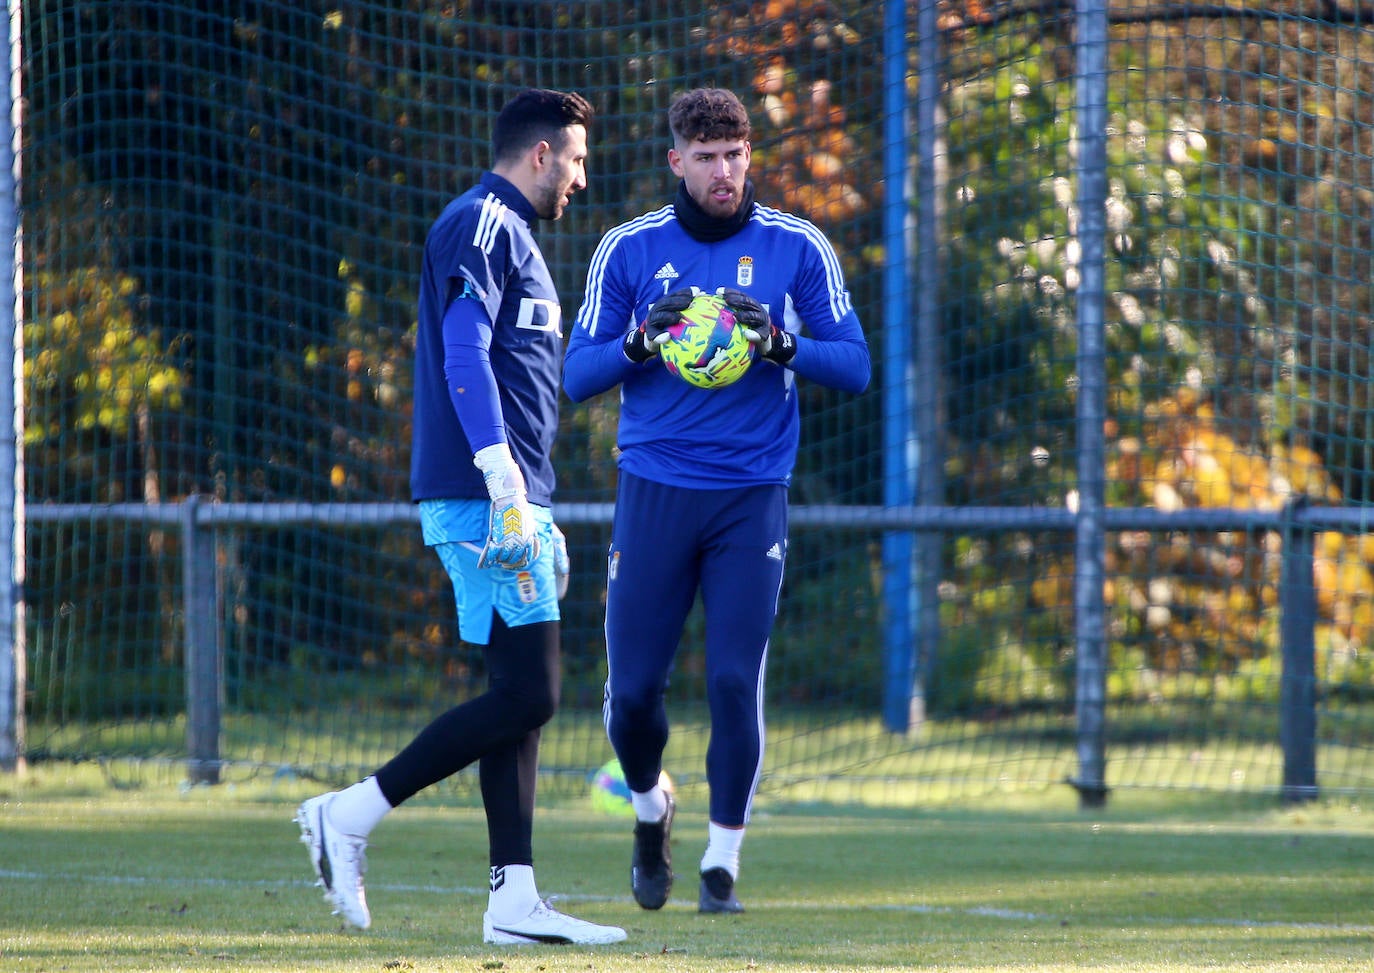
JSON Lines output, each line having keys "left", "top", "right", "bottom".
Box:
{"left": 719, "top": 287, "right": 768, "bottom": 332}
{"left": 623, "top": 288, "right": 694, "bottom": 363}
{"left": 723, "top": 287, "right": 797, "bottom": 366}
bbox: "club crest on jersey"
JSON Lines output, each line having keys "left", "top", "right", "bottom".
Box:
{"left": 736, "top": 256, "right": 754, "bottom": 287}
{"left": 515, "top": 571, "right": 537, "bottom": 603}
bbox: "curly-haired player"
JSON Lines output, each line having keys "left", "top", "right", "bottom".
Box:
{"left": 564, "top": 87, "right": 870, "bottom": 914}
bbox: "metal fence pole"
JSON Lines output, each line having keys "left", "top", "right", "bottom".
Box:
{"left": 0, "top": 6, "right": 22, "bottom": 775}
{"left": 880, "top": 0, "right": 917, "bottom": 732}
{"left": 1279, "top": 499, "right": 1317, "bottom": 802}
{"left": 182, "top": 496, "right": 222, "bottom": 784}
{"left": 912, "top": 0, "right": 947, "bottom": 729}
{"left": 1070, "top": 0, "right": 1111, "bottom": 808}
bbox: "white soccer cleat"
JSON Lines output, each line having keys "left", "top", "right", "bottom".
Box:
{"left": 295, "top": 792, "right": 372, "bottom": 929}
{"left": 482, "top": 900, "right": 627, "bottom": 945}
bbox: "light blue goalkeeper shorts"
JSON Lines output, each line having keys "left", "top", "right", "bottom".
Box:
{"left": 418, "top": 498, "right": 560, "bottom": 645}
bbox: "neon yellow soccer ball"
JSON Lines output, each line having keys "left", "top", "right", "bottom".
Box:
{"left": 657, "top": 292, "right": 756, "bottom": 389}
{"left": 589, "top": 758, "right": 675, "bottom": 817}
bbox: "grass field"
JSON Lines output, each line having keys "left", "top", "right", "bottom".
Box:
{"left": 2, "top": 763, "right": 1372, "bottom": 972}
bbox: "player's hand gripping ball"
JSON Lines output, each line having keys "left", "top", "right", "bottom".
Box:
{"left": 657, "top": 291, "right": 756, "bottom": 389}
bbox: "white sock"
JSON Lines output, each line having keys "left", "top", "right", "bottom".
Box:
{"left": 327, "top": 775, "right": 392, "bottom": 838}
{"left": 699, "top": 822, "right": 744, "bottom": 880}
{"left": 630, "top": 783, "right": 668, "bottom": 823}
{"left": 487, "top": 864, "right": 540, "bottom": 922}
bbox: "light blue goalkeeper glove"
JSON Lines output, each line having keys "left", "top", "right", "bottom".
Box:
{"left": 473, "top": 443, "right": 540, "bottom": 571}
{"left": 551, "top": 523, "right": 570, "bottom": 599}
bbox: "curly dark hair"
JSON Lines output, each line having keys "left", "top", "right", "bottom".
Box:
{"left": 668, "top": 88, "right": 751, "bottom": 145}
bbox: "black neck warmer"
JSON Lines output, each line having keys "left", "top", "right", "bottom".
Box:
{"left": 673, "top": 179, "right": 756, "bottom": 242}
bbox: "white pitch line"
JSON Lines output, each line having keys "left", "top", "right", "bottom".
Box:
{"left": 2, "top": 869, "right": 1371, "bottom": 933}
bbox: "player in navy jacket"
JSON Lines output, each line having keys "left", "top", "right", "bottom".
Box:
{"left": 564, "top": 87, "right": 870, "bottom": 914}
{"left": 296, "top": 89, "right": 625, "bottom": 947}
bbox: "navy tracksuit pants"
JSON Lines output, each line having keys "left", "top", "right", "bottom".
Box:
{"left": 603, "top": 470, "right": 788, "bottom": 827}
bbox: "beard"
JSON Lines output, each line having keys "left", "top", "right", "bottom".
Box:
{"left": 531, "top": 177, "right": 567, "bottom": 221}
{"left": 693, "top": 182, "right": 742, "bottom": 219}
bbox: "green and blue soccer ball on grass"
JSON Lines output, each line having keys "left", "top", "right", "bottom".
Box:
{"left": 658, "top": 292, "right": 756, "bottom": 390}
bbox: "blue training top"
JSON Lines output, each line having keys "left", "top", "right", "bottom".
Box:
{"left": 563, "top": 200, "right": 870, "bottom": 489}
{"left": 411, "top": 171, "right": 564, "bottom": 506}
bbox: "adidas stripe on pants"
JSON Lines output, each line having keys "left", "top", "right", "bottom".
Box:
{"left": 602, "top": 471, "right": 787, "bottom": 828}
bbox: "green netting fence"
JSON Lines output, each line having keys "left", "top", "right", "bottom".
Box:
{"left": 11, "top": 1, "right": 1374, "bottom": 807}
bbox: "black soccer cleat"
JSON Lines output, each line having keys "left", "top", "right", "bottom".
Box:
{"left": 630, "top": 794, "right": 675, "bottom": 909}
{"left": 698, "top": 867, "right": 745, "bottom": 914}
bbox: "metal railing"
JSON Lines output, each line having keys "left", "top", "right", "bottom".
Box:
{"left": 16, "top": 496, "right": 1340, "bottom": 803}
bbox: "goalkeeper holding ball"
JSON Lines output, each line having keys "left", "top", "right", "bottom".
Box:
{"left": 563, "top": 87, "right": 870, "bottom": 914}
{"left": 294, "top": 89, "right": 625, "bottom": 947}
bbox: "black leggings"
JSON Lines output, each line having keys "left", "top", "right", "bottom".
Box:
{"left": 373, "top": 614, "right": 560, "bottom": 867}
